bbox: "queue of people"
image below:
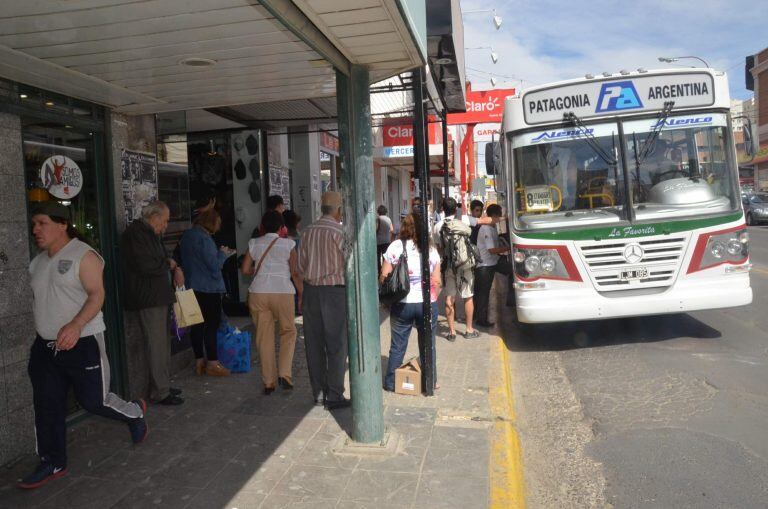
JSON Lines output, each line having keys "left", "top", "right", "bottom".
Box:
{"left": 19, "top": 187, "right": 507, "bottom": 489}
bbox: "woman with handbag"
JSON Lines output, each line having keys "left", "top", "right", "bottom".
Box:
{"left": 379, "top": 214, "right": 441, "bottom": 392}
{"left": 179, "top": 209, "right": 234, "bottom": 377}
{"left": 241, "top": 211, "right": 302, "bottom": 395}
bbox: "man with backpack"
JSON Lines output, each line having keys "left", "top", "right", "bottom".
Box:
{"left": 433, "top": 197, "right": 501, "bottom": 341}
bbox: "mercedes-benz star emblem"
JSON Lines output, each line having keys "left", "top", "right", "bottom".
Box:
{"left": 623, "top": 243, "right": 644, "bottom": 264}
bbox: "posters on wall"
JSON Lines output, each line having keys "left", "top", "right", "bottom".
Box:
{"left": 269, "top": 163, "right": 291, "bottom": 209}
{"left": 121, "top": 149, "right": 158, "bottom": 224}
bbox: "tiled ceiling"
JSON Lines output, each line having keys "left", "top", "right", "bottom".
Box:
{"left": 0, "top": 0, "right": 425, "bottom": 116}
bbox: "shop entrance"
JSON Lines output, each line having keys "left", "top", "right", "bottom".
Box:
{"left": 14, "top": 82, "right": 127, "bottom": 399}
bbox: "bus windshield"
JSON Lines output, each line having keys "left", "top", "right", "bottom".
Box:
{"left": 625, "top": 113, "right": 738, "bottom": 221}
{"left": 511, "top": 122, "right": 626, "bottom": 230}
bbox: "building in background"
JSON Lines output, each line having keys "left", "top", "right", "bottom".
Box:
{"left": 747, "top": 47, "right": 768, "bottom": 191}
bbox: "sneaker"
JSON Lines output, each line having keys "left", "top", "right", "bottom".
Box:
{"left": 325, "top": 398, "right": 352, "bottom": 410}
{"left": 156, "top": 394, "right": 184, "bottom": 406}
{"left": 278, "top": 377, "right": 294, "bottom": 390}
{"left": 464, "top": 330, "right": 481, "bottom": 339}
{"left": 169, "top": 387, "right": 183, "bottom": 396}
{"left": 128, "top": 399, "right": 149, "bottom": 444}
{"left": 18, "top": 462, "right": 67, "bottom": 489}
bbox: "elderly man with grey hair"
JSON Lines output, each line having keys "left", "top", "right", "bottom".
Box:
{"left": 297, "top": 191, "right": 350, "bottom": 410}
{"left": 120, "top": 201, "right": 185, "bottom": 405}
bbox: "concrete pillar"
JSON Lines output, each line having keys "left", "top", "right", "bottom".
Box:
{"left": 290, "top": 126, "right": 322, "bottom": 225}
{"left": 336, "top": 65, "right": 384, "bottom": 443}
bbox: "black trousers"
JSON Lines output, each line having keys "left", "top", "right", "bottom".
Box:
{"left": 191, "top": 291, "right": 223, "bottom": 361}
{"left": 473, "top": 266, "right": 497, "bottom": 324}
{"left": 29, "top": 334, "right": 142, "bottom": 468}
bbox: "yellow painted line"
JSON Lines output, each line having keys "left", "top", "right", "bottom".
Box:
{"left": 488, "top": 336, "right": 526, "bottom": 508}
{"left": 752, "top": 267, "right": 768, "bottom": 277}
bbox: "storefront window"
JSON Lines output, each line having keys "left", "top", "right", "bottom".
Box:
{"left": 22, "top": 120, "right": 101, "bottom": 253}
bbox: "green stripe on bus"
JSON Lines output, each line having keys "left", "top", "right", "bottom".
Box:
{"left": 514, "top": 212, "right": 743, "bottom": 241}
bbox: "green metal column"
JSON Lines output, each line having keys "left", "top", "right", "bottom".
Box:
{"left": 336, "top": 65, "right": 385, "bottom": 443}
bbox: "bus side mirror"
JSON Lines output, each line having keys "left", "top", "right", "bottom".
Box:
{"left": 485, "top": 141, "right": 501, "bottom": 175}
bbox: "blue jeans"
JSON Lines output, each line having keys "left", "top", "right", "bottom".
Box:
{"left": 384, "top": 301, "right": 438, "bottom": 391}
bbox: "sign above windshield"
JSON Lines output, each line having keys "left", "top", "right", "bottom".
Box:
{"left": 523, "top": 72, "right": 716, "bottom": 125}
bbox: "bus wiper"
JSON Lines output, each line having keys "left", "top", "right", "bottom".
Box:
{"left": 634, "top": 101, "right": 674, "bottom": 167}
{"left": 563, "top": 112, "right": 617, "bottom": 167}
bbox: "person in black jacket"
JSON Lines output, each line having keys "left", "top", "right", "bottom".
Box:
{"left": 120, "top": 201, "right": 184, "bottom": 405}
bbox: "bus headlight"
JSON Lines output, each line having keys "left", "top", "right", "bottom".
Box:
{"left": 726, "top": 239, "right": 742, "bottom": 256}
{"left": 541, "top": 256, "right": 557, "bottom": 273}
{"left": 524, "top": 255, "right": 540, "bottom": 272}
{"left": 687, "top": 228, "right": 749, "bottom": 274}
{"left": 513, "top": 245, "right": 582, "bottom": 282}
{"left": 709, "top": 241, "right": 726, "bottom": 259}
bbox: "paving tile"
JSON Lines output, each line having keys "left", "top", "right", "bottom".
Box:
{"left": 185, "top": 488, "right": 265, "bottom": 509}
{"left": 272, "top": 464, "right": 351, "bottom": 499}
{"left": 259, "top": 494, "right": 338, "bottom": 509}
{"left": 210, "top": 453, "right": 293, "bottom": 496}
{"left": 356, "top": 446, "right": 426, "bottom": 473}
{"left": 96, "top": 450, "right": 180, "bottom": 483}
{"left": 414, "top": 475, "right": 489, "bottom": 509}
{"left": 340, "top": 469, "right": 418, "bottom": 504}
{"left": 294, "top": 433, "right": 359, "bottom": 470}
{"left": 156, "top": 452, "right": 230, "bottom": 489}
{"left": 429, "top": 426, "right": 490, "bottom": 451}
{"left": 422, "top": 447, "right": 489, "bottom": 479}
{"left": 384, "top": 406, "right": 438, "bottom": 426}
{"left": 39, "top": 476, "right": 135, "bottom": 508}
{"left": 110, "top": 479, "right": 201, "bottom": 509}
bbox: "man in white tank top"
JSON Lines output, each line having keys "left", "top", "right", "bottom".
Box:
{"left": 19, "top": 202, "right": 148, "bottom": 490}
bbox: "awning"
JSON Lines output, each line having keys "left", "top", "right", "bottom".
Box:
{"left": 0, "top": 0, "right": 428, "bottom": 115}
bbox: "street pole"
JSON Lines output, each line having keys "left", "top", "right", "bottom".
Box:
{"left": 412, "top": 66, "right": 434, "bottom": 396}
{"left": 442, "top": 114, "right": 449, "bottom": 202}
{"left": 336, "top": 65, "right": 384, "bottom": 443}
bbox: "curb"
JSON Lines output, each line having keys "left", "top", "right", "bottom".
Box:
{"left": 488, "top": 334, "right": 526, "bottom": 508}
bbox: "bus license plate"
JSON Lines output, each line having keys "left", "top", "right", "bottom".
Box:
{"left": 620, "top": 268, "right": 648, "bottom": 281}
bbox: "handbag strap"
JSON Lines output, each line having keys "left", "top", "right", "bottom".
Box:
{"left": 254, "top": 237, "right": 279, "bottom": 278}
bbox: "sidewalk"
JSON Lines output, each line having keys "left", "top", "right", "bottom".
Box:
{"left": 0, "top": 302, "right": 507, "bottom": 509}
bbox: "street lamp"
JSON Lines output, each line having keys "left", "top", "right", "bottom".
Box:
{"left": 658, "top": 55, "right": 711, "bottom": 68}
{"left": 466, "top": 46, "right": 498, "bottom": 64}
{"left": 463, "top": 8, "right": 503, "bottom": 30}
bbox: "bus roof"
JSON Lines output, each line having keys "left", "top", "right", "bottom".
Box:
{"left": 502, "top": 68, "right": 730, "bottom": 132}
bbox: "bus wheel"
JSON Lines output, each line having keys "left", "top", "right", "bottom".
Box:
{"left": 747, "top": 212, "right": 753, "bottom": 226}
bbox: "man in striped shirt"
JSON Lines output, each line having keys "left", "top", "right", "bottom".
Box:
{"left": 297, "top": 191, "right": 350, "bottom": 410}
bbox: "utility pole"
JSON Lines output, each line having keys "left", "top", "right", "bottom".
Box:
{"left": 412, "top": 66, "right": 434, "bottom": 396}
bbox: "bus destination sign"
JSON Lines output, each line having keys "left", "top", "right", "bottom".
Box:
{"left": 523, "top": 72, "right": 716, "bottom": 125}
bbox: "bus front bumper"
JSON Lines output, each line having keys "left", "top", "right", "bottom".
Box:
{"left": 515, "top": 273, "right": 753, "bottom": 323}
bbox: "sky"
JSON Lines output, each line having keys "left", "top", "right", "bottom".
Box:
{"left": 461, "top": 0, "right": 767, "bottom": 102}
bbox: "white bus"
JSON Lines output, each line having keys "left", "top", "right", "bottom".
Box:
{"left": 495, "top": 68, "right": 752, "bottom": 323}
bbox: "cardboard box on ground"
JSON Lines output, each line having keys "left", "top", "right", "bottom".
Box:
{"left": 395, "top": 358, "right": 422, "bottom": 395}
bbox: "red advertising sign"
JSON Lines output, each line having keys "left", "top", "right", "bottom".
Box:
{"left": 382, "top": 116, "right": 442, "bottom": 147}
{"left": 447, "top": 88, "right": 516, "bottom": 125}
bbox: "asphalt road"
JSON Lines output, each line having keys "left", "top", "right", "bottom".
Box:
{"left": 503, "top": 226, "right": 768, "bottom": 508}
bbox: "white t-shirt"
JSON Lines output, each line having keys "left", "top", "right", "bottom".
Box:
{"left": 477, "top": 224, "right": 500, "bottom": 267}
{"left": 248, "top": 234, "right": 296, "bottom": 294}
{"left": 384, "top": 240, "right": 440, "bottom": 303}
{"left": 29, "top": 238, "right": 106, "bottom": 340}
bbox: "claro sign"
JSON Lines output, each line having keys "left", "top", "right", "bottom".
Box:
{"left": 382, "top": 116, "right": 442, "bottom": 147}
{"left": 447, "top": 88, "right": 516, "bottom": 125}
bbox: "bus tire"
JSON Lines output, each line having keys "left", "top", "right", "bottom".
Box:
{"left": 746, "top": 212, "right": 754, "bottom": 226}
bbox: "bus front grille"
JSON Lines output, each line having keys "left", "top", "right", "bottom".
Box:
{"left": 577, "top": 236, "right": 689, "bottom": 291}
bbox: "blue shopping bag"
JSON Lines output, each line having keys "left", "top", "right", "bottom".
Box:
{"left": 217, "top": 323, "right": 252, "bottom": 373}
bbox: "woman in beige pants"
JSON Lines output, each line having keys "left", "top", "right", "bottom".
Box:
{"left": 241, "top": 211, "right": 303, "bottom": 394}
